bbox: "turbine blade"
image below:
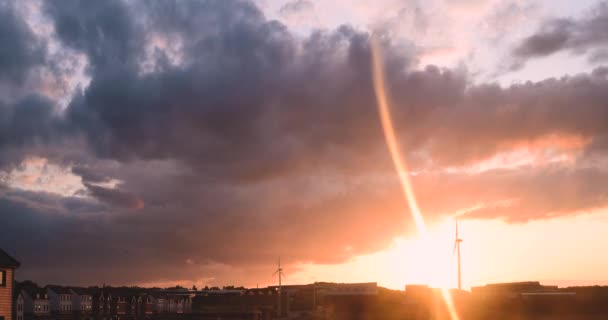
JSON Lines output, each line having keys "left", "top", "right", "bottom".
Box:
{"left": 272, "top": 270, "right": 278, "bottom": 276}
{"left": 455, "top": 219, "right": 459, "bottom": 238}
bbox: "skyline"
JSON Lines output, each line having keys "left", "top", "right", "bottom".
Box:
{"left": 2, "top": 0, "right": 608, "bottom": 291}
{"left": 9, "top": 216, "right": 608, "bottom": 291}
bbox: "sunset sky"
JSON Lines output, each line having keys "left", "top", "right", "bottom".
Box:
{"left": 1, "top": 0, "right": 608, "bottom": 291}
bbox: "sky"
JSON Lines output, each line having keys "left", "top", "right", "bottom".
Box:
{"left": 1, "top": 0, "right": 608, "bottom": 291}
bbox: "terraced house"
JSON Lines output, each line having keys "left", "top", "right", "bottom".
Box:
{"left": 0, "top": 249, "right": 20, "bottom": 320}
{"left": 47, "top": 286, "right": 74, "bottom": 319}
{"left": 70, "top": 288, "right": 93, "bottom": 319}
{"left": 19, "top": 287, "right": 50, "bottom": 320}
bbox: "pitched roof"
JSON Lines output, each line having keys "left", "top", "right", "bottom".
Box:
{"left": 71, "top": 287, "right": 95, "bottom": 296}
{"left": 46, "top": 285, "right": 73, "bottom": 295}
{"left": 22, "top": 287, "right": 48, "bottom": 300}
{"left": 0, "top": 248, "right": 20, "bottom": 268}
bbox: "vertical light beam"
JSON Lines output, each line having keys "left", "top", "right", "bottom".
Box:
{"left": 370, "top": 35, "right": 460, "bottom": 320}
{"left": 370, "top": 35, "right": 427, "bottom": 235}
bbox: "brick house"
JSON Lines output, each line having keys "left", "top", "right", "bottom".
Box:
{"left": 0, "top": 249, "right": 20, "bottom": 320}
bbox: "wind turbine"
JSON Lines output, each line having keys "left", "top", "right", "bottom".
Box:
{"left": 453, "top": 219, "right": 463, "bottom": 291}
{"left": 273, "top": 257, "right": 284, "bottom": 317}
{"left": 273, "top": 257, "right": 284, "bottom": 288}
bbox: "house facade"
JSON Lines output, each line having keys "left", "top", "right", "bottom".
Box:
{"left": 92, "top": 291, "right": 112, "bottom": 320}
{"left": 15, "top": 293, "right": 24, "bottom": 320}
{"left": 47, "top": 286, "right": 75, "bottom": 319}
{"left": 70, "top": 288, "right": 93, "bottom": 319}
{"left": 19, "top": 287, "right": 50, "bottom": 320}
{"left": 0, "top": 249, "right": 20, "bottom": 320}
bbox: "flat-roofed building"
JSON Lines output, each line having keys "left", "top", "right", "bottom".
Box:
{"left": 472, "top": 281, "right": 560, "bottom": 298}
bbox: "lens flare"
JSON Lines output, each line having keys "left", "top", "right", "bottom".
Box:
{"left": 441, "top": 289, "right": 461, "bottom": 320}
{"left": 370, "top": 36, "right": 427, "bottom": 235}
{"left": 370, "top": 35, "right": 460, "bottom": 320}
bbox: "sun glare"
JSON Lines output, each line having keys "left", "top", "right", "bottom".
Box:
{"left": 384, "top": 221, "right": 457, "bottom": 289}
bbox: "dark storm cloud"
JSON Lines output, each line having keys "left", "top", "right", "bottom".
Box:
{"left": 43, "top": 0, "right": 141, "bottom": 72}
{"left": 0, "top": 95, "right": 57, "bottom": 147}
{"left": 0, "top": 186, "right": 105, "bottom": 216}
{"left": 0, "top": 1, "right": 70, "bottom": 169}
{"left": 513, "top": 1, "right": 608, "bottom": 66}
{"left": 71, "top": 165, "right": 111, "bottom": 184}
{"left": 2, "top": 0, "right": 608, "bottom": 286}
{"left": 0, "top": 1, "right": 44, "bottom": 85}
{"left": 83, "top": 183, "right": 143, "bottom": 209}
{"left": 418, "top": 68, "right": 608, "bottom": 167}
{"left": 0, "top": 95, "right": 65, "bottom": 169}
{"left": 0, "top": 190, "right": 154, "bottom": 284}
{"left": 61, "top": 3, "right": 385, "bottom": 180}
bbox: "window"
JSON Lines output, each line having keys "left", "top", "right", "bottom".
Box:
{"left": 0, "top": 270, "right": 5, "bottom": 287}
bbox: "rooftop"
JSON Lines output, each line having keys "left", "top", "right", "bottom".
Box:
{"left": 0, "top": 248, "right": 20, "bottom": 268}
{"left": 48, "top": 285, "right": 77, "bottom": 295}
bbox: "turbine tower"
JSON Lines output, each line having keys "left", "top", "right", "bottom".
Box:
{"left": 273, "top": 257, "right": 284, "bottom": 317}
{"left": 453, "top": 219, "right": 463, "bottom": 290}
{"left": 273, "top": 257, "right": 284, "bottom": 287}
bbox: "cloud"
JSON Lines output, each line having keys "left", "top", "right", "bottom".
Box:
{"left": 0, "top": 94, "right": 66, "bottom": 170}
{"left": 0, "top": 1, "right": 45, "bottom": 86}
{"left": 414, "top": 166, "right": 608, "bottom": 222}
{"left": 481, "top": 1, "right": 538, "bottom": 45}
{"left": 512, "top": 1, "right": 608, "bottom": 67}
{"left": 83, "top": 183, "right": 143, "bottom": 209}
{"left": 1, "top": 0, "right": 608, "bottom": 287}
{"left": 279, "top": 0, "right": 314, "bottom": 18}
{"left": 278, "top": 0, "right": 317, "bottom": 29}
{"left": 43, "top": 0, "right": 141, "bottom": 72}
